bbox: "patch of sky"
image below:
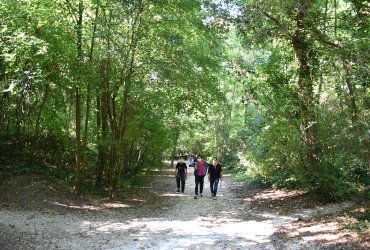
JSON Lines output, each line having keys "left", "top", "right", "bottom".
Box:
{"left": 201, "top": 0, "right": 242, "bottom": 26}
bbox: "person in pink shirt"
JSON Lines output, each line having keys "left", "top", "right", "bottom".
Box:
{"left": 194, "top": 155, "right": 208, "bottom": 199}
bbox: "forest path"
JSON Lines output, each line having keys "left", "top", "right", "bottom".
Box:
{"left": 0, "top": 165, "right": 366, "bottom": 249}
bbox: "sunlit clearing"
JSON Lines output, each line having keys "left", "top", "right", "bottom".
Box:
{"left": 353, "top": 207, "right": 367, "bottom": 213}
{"left": 298, "top": 222, "right": 338, "bottom": 233}
{"left": 103, "top": 203, "right": 130, "bottom": 209}
{"left": 130, "top": 199, "right": 146, "bottom": 202}
{"left": 151, "top": 174, "right": 177, "bottom": 178}
{"left": 80, "top": 216, "right": 276, "bottom": 248}
{"left": 303, "top": 233, "right": 353, "bottom": 242}
{"left": 284, "top": 219, "right": 361, "bottom": 245}
{"left": 256, "top": 213, "right": 295, "bottom": 225}
{"left": 51, "top": 201, "right": 129, "bottom": 210}
{"left": 160, "top": 193, "right": 187, "bottom": 197}
{"left": 253, "top": 190, "right": 306, "bottom": 200}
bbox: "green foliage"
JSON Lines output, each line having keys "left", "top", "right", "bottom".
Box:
{"left": 344, "top": 220, "right": 370, "bottom": 233}
{"left": 0, "top": 0, "right": 368, "bottom": 200}
{"left": 343, "top": 208, "right": 370, "bottom": 234}
{"left": 217, "top": 0, "right": 370, "bottom": 201}
{"left": 0, "top": 0, "right": 224, "bottom": 195}
{"left": 0, "top": 139, "right": 73, "bottom": 181}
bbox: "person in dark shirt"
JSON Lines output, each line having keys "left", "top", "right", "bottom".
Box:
{"left": 175, "top": 156, "right": 188, "bottom": 193}
{"left": 207, "top": 157, "right": 223, "bottom": 198}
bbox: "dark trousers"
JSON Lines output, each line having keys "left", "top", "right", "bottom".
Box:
{"left": 195, "top": 175, "right": 205, "bottom": 195}
{"left": 210, "top": 178, "right": 220, "bottom": 196}
{"left": 176, "top": 173, "right": 185, "bottom": 192}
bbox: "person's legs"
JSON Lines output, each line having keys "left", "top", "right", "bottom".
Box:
{"left": 181, "top": 178, "right": 185, "bottom": 193}
{"left": 199, "top": 176, "right": 204, "bottom": 196}
{"left": 210, "top": 178, "right": 215, "bottom": 196}
{"left": 176, "top": 176, "right": 180, "bottom": 192}
{"left": 213, "top": 178, "right": 220, "bottom": 196}
{"left": 194, "top": 176, "right": 199, "bottom": 196}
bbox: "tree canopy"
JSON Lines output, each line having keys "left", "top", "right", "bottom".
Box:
{"left": 1, "top": 0, "right": 368, "bottom": 201}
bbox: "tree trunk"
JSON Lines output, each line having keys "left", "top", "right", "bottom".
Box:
{"left": 95, "top": 6, "right": 113, "bottom": 190}
{"left": 81, "top": 0, "right": 100, "bottom": 186}
{"left": 109, "top": 2, "right": 144, "bottom": 199}
{"left": 75, "top": 87, "right": 82, "bottom": 194}
{"left": 95, "top": 59, "right": 109, "bottom": 189}
{"left": 0, "top": 93, "right": 7, "bottom": 136}
{"left": 291, "top": 1, "right": 320, "bottom": 171}
{"left": 34, "top": 84, "right": 49, "bottom": 138}
{"left": 334, "top": 0, "right": 337, "bottom": 38}
{"left": 349, "top": 0, "right": 370, "bottom": 169}
{"left": 341, "top": 55, "right": 359, "bottom": 126}
{"left": 171, "top": 129, "right": 180, "bottom": 168}
{"left": 95, "top": 95, "right": 103, "bottom": 189}
{"left": 75, "top": 0, "right": 83, "bottom": 195}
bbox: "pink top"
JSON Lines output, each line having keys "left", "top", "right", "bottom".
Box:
{"left": 197, "top": 160, "right": 207, "bottom": 176}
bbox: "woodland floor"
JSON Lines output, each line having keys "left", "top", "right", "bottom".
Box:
{"left": 0, "top": 165, "right": 369, "bottom": 250}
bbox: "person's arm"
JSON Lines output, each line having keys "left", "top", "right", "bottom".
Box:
{"left": 185, "top": 165, "right": 188, "bottom": 179}
{"left": 175, "top": 163, "right": 178, "bottom": 177}
{"left": 204, "top": 161, "right": 208, "bottom": 174}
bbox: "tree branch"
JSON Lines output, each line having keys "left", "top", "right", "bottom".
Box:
{"left": 261, "top": 11, "right": 292, "bottom": 38}
{"left": 65, "top": 0, "right": 78, "bottom": 25}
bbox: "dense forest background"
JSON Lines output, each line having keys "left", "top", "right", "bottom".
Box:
{"left": 0, "top": 0, "right": 368, "bottom": 201}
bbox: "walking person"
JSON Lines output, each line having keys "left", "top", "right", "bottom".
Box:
{"left": 194, "top": 155, "right": 208, "bottom": 199}
{"left": 207, "top": 157, "right": 223, "bottom": 199}
{"left": 187, "top": 153, "right": 194, "bottom": 168}
{"left": 175, "top": 156, "right": 187, "bottom": 193}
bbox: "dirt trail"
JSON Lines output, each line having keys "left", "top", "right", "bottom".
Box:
{"left": 0, "top": 166, "right": 368, "bottom": 249}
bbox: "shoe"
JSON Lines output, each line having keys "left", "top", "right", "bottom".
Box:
{"left": 194, "top": 195, "right": 198, "bottom": 199}
{"left": 200, "top": 194, "right": 203, "bottom": 197}
{"left": 177, "top": 189, "right": 180, "bottom": 193}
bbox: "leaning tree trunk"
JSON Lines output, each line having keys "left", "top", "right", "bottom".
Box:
{"left": 291, "top": 1, "right": 320, "bottom": 173}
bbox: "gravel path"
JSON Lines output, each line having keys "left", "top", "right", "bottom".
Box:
{"left": 0, "top": 166, "right": 367, "bottom": 249}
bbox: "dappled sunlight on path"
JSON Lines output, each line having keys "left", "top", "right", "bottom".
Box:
{"left": 66, "top": 167, "right": 281, "bottom": 249}
{"left": 79, "top": 216, "right": 276, "bottom": 249}
{"left": 0, "top": 166, "right": 366, "bottom": 249}
{"left": 77, "top": 212, "right": 277, "bottom": 249}
{"left": 59, "top": 166, "right": 281, "bottom": 249}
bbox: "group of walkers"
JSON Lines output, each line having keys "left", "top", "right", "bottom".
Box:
{"left": 174, "top": 154, "right": 223, "bottom": 199}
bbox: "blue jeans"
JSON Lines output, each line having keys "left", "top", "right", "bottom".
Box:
{"left": 210, "top": 178, "right": 220, "bottom": 196}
